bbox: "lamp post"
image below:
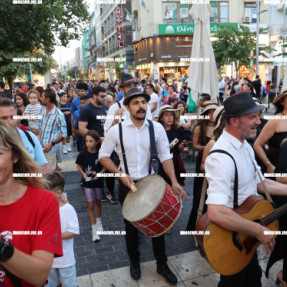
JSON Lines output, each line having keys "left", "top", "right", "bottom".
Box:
{"left": 255, "top": 0, "right": 267, "bottom": 77}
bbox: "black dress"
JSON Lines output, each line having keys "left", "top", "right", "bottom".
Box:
{"left": 158, "top": 128, "right": 186, "bottom": 186}
{"left": 266, "top": 140, "right": 287, "bottom": 281}
{"left": 186, "top": 135, "right": 211, "bottom": 231}
{"left": 267, "top": 132, "right": 287, "bottom": 168}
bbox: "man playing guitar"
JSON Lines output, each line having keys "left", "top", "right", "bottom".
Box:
{"left": 205, "top": 92, "right": 287, "bottom": 286}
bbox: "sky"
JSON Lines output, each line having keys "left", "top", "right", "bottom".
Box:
{"left": 52, "top": 0, "right": 94, "bottom": 67}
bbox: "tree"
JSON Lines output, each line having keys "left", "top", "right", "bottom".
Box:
{"left": 0, "top": 51, "right": 55, "bottom": 89}
{"left": 212, "top": 24, "right": 273, "bottom": 77}
{"left": 0, "top": 0, "right": 89, "bottom": 86}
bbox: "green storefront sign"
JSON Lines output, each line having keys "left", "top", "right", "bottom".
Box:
{"left": 158, "top": 23, "right": 237, "bottom": 35}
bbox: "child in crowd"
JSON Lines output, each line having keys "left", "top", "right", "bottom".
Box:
{"left": 46, "top": 171, "right": 79, "bottom": 287}
{"left": 59, "top": 92, "right": 72, "bottom": 153}
{"left": 24, "top": 89, "right": 42, "bottom": 139}
{"left": 76, "top": 130, "right": 105, "bottom": 242}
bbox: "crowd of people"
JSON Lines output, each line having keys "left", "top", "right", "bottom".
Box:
{"left": 0, "top": 72, "right": 287, "bottom": 287}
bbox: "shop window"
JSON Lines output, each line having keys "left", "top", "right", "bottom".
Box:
{"left": 162, "top": 2, "right": 193, "bottom": 24}
{"left": 210, "top": 1, "right": 229, "bottom": 23}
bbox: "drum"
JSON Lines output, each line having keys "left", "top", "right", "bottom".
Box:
{"left": 122, "top": 174, "right": 182, "bottom": 237}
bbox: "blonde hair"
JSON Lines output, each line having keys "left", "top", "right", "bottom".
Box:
{"left": 0, "top": 120, "right": 45, "bottom": 188}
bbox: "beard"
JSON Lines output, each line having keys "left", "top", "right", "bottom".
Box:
{"left": 132, "top": 109, "right": 146, "bottom": 120}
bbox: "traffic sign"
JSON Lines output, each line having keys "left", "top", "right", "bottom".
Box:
{"left": 72, "top": 66, "right": 78, "bottom": 73}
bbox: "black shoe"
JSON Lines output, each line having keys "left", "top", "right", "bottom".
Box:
{"left": 157, "top": 264, "right": 177, "bottom": 285}
{"left": 101, "top": 190, "right": 108, "bottom": 202}
{"left": 130, "top": 261, "right": 141, "bottom": 280}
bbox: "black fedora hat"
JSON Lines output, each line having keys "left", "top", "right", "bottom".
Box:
{"left": 123, "top": 87, "right": 150, "bottom": 106}
{"left": 119, "top": 74, "right": 138, "bottom": 87}
{"left": 222, "top": 92, "right": 264, "bottom": 119}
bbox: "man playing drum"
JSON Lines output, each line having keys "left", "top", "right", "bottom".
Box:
{"left": 99, "top": 87, "right": 187, "bottom": 285}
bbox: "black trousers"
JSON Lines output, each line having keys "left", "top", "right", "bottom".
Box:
{"left": 119, "top": 180, "right": 167, "bottom": 265}
{"left": 186, "top": 155, "right": 207, "bottom": 231}
{"left": 218, "top": 253, "right": 262, "bottom": 287}
{"left": 105, "top": 151, "right": 120, "bottom": 193}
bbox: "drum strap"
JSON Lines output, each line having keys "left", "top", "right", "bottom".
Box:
{"left": 147, "top": 119, "right": 158, "bottom": 174}
{"left": 118, "top": 120, "right": 158, "bottom": 175}
{"left": 119, "top": 122, "right": 129, "bottom": 175}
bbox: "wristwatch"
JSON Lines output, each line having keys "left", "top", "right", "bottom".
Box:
{"left": 0, "top": 236, "right": 14, "bottom": 262}
{"left": 51, "top": 141, "right": 56, "bottom": 146}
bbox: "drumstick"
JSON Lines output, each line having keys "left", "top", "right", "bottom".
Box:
{"left": 169, "top": 138, "right": 179, "bottom": 150}
{"left": 130, "top": 184, "right": 137, "bottom": 192}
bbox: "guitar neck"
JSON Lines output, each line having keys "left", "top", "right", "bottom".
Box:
{"left": 262, "top": 202, "right": 287, "bottom": 227}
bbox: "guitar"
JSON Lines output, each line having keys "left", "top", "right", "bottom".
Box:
{"left": 195, "top": 195, "right": 287, "bottom": 276}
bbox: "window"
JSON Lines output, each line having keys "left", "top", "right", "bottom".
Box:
{"left": 210, "top": 2, "right": 229, "bottom": 23}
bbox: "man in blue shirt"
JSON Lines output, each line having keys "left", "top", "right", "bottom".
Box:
{"left": 0, "top": 97, "right": 51, "bottom": 175}
{"left": 71, "top": 82, "right": 89, "bottom": 125}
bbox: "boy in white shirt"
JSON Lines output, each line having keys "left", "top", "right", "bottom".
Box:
{"left": 46, "top": 171, "right": 80, "bottom": 287}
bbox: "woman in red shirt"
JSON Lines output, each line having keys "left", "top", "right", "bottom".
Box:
{"left": 0, "top": 120, "right": 63, "bottom": 287}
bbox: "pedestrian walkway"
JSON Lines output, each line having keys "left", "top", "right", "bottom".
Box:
{"left": 60, "top": 132, "right": 282, "bottom": 286}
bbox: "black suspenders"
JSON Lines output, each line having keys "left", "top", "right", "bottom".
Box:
{"left": 209, "top": 149, "right": 239, "bottom": 208}
{"left": 118, "top": 120, "right": 158, "bottom": 176}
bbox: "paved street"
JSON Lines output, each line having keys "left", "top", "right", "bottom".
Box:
{"left": 60, "top": 126, "right": 282, "bottom": 286}
{"left": 62, "top": 149, "right": 197, "bottom": 277}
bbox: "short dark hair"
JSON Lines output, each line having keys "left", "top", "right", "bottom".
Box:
{"left": 0, "top": 97, "right": 16, "bottom": 109}
{"left": 141, "top": 79, "right": 146, "bottom": 84}
{"left": 0, "top": 82, "right": 5, "bottom": 89}
{"left": 45, "top": 171, "right": 65, "bottom": 193}
{"left": 200, "top": 93, "right": 211, "bottom": 101}
{"left": 256, "top": 75, "right": 260, "bottom": 79}
{"left": 51, "top": 82, "right": 59, "bottom": 86}
{"left": 146, "top": 84, "right": 155, "bottom": 92}
{"left": 44, "top": 89, "right": 57, "bottom": 105}
{"left": 161, "top": 77, "right": 167, "bottom": 83}
{"left": 77, "top": 82, "right": 89, "bottom": 91}
{"left": 93, "top": 86, "right": 106, "bottom": 96}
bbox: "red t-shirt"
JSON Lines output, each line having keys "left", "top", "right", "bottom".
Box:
{"left": 0, "top": 186, "right": 63, "bottom": 287}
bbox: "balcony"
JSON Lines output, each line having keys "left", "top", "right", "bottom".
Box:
{"left": 270, "top": 25, "right": 287, "bottom": 36}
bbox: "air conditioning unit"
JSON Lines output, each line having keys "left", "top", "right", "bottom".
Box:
{"left": 243, "top": 16, "right": 251, "bottom": 23}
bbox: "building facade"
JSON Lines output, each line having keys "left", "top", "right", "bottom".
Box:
{"left": 132, "top": 0, "right": 272, "bottom": 84}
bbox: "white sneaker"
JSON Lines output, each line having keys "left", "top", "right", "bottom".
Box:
{"left": 67, "top": 143, "right": 72, "bottom": 152}
{"left": 96, "top": 222, "right": 103, "bottom": 233}
{"left": 92, "top": 229, "right": 100, "bottom": 242}
{"left": 63, "top": 145, "right": 67, "bottom": 154}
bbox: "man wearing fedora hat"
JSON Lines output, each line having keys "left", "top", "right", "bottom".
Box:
{"left": 99, "top": 87, "right": 187, "bottom": 285}
{"left": 104, "top": 74, "right": 153, "bottom": 134}
{"left": 204, "top": 92, "right": 287, "bottom": 286}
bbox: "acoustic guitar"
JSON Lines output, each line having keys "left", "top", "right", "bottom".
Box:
{"left": 195, "top": 195, "right": 287, "bottom": 276}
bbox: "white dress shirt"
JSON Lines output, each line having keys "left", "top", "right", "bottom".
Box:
{"left": 148, "top": 92, "right": 161, "bottom": 118}
{"left": 99, "top": 117, "right": 172, "bottom": 181}
{"left": 205, "top": 129, "right": 263, "bottom": 208}
{"left": 104, "top": 99, "right": 153, "bottom": 135}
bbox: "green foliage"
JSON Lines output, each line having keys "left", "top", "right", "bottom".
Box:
{"left": 0, "top": 0, "right": 89, "bottom": 84}
{"left": 212, "top": 24, "right": 273, "bottom": 74}
{"left": 0, "top": 51, "right": 55, "bottom": 84}
{"left": 0, "top": 0, "right": 89, "bottom": 55}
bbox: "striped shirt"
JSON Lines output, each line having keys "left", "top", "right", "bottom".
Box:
{"left": 40, "top": 106, "right": 67, "bottom": 152}
{"left": 24, "top": 103, "right": 43, "bottom": 128}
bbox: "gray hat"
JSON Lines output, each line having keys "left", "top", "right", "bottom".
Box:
{"left": 123, "top": 87, "right": 150, "bottom": 106}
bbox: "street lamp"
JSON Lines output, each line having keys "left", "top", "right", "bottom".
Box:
{"left": 256, "top": 0, "right": 267, "bottom": 77}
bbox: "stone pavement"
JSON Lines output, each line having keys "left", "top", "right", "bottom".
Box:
{"left": 59, "top": 116, "right": 282, "bottom": 286}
